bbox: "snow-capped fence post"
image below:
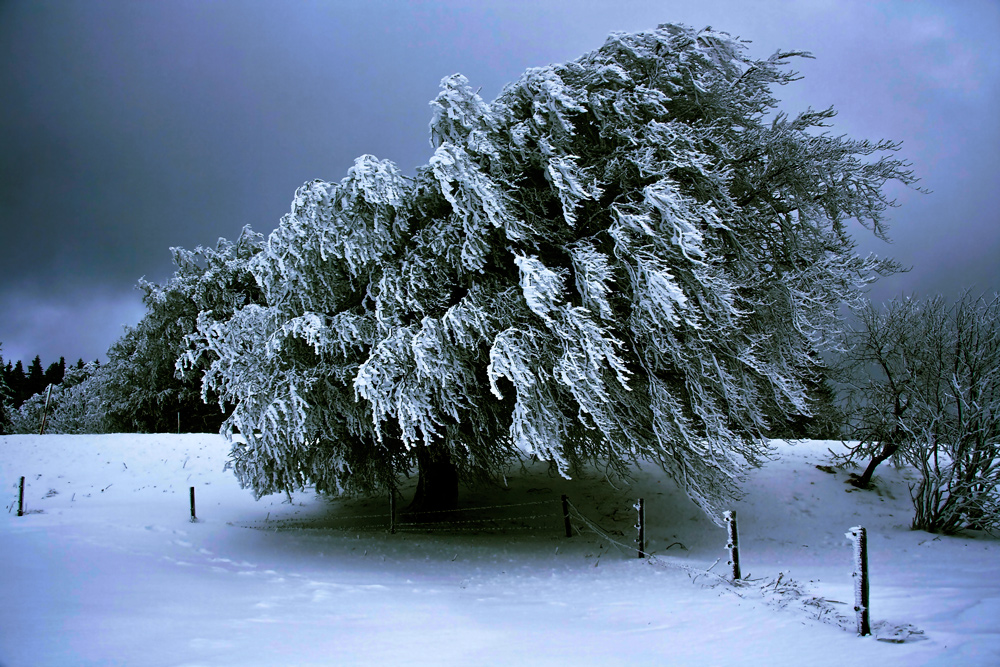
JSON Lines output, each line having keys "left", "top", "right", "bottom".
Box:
{"left": 38, "top": 385, "right": 53, "bottom": 435}
{"left": 189, "top": 486, "right": 197, "bottom": 522}
{"left": 634, "top": 498, "right": 646, "bottom": 558}
{"left": 17, "top": 476, "right": 25, "bottom": 517}
{"left": 561, "top": 494, "right": 572, "bottom": 538}
{"left": 724, "top": 510, "right": 741, "bottom": 580}
{"left": 846, "top": 526, "right": 871, "bottom": 636}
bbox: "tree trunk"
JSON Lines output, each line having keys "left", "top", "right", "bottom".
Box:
{"left": 853, "top": 441, "right": 898, "bottom": 488}
{"left": 407, "top": 443, "right": 459, "bottom": 516}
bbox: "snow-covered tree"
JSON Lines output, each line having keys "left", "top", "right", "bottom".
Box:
{"left": 103, "top": 226, "right": 264, "bottom": 433}
{"left": 766, "top": 359, "right": 842, "bottom": 441}
{"left": 840, "top": 294, "right": 1000, "bottom": 533}
{"left": 186, "top": 24, "right": 918, "bottom": 519}
{"left": 0, "top": 344, "right": 12, "bottom": 435}
{"left": 9, "top": 362, "right": 107, "bottom": 434}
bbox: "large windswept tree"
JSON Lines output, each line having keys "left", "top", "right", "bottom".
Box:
{"left": 186, "top": 24, "right": 917, "bottom": 519}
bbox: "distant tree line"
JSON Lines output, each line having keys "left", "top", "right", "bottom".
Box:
{"left": 1, "top": 354, "right": 87, "bottom": 409}
{"left": 0, "top": 347, "right": 94, "bottom": 435}
{"left": 0, "top": 226, "right": 263, "bottom": 437}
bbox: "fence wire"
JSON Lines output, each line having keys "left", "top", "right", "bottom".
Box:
{"left": 400, "top": 499, "right": 559, "bottom": 517}
{"left": 230, "top": 498, "right": 564, "bottom": 534}
{"left": 565, "top": 498, "right": 729, "bottom": 582}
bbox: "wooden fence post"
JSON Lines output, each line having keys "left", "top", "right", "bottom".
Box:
{"left": 390, "top": 486, "right": 397, "bottom": 534}
{"left": 38, "top": 385, "right": 53, "bottom": 435}
{"left": 190, "top": 486, "right": 197, "bottom": 522}
{"left": 634, "top": 498, "right": 646, "bottom": 558}
{"left": 18, "top": 476, "right": 25, "bottom": 517}
{"left": 846, "top": 526, "right": 871, "bottom": 636}
{"left": 561, "top": 494, "right": 572, "bottom": 538}
{"left": 724, "top": 510, "right": 741, "bottom": 580}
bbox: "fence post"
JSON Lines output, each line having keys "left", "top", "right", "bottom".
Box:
{"left": 634, "top": 498, "right": 646, "bottom": 558}
{"left": 561, "top": 494, "right": 573, "bottom": 538}
{"left": 18, "top": 476, "right": 25, "bottom": 517}
{"left": 846, "top": 526, "right": 871, "bottom": 636}
{"left": 390, "top": 486, "right": 397, "bottom": 534}
{"left": 190, "top": 486, "right": 197, "bottom": 522}
{"left": 38, "top": 385, "right": 53, "bottom": 435}
{"left": 724, "top": 510, "right": 741, "bottom": 580}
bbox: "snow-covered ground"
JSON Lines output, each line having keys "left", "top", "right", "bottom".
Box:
{"left": 2, "top": 434, "right": 997, "bottom": 666}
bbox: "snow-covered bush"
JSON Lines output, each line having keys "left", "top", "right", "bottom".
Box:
{"left": 0, "top": 344, "right": 12, "bottom": 435}
{"left": 185, "top": 23, "right": 917, "bottom": 519}
{"left": 841, "top": 295, "right": 1000, "bottom": 533}
{"left": 0, "top": 392, "right": 9, "bottom": 435}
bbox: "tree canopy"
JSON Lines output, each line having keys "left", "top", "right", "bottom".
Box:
{"left": 185, "top": 23, "right": 917, "bottom": 520}
{"left": 103, "top": 226, "right": 264, "bottom": 433}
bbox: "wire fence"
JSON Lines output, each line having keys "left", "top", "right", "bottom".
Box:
{"left": 229, "top": 498, "right": 566, "bottom": 534}
{"left": 229, "top": 511, "right": 394, "bottom": 533}
{"left": 564, "top": 497, "right": 729, "bottom": 582}
{"left": 229, "top": 494, "right": 708, "bottom": 581}
{"left": 13, "top": 473, "right": 920, "bottom": 641}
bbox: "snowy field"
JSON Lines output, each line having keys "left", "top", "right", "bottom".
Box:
{"left": 2, "top": 434, "right": 998, "bottom": 666}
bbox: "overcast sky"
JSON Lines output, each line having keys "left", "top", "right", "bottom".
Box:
{"left": 2, "top": 0, "right": 998, "bottom": 367}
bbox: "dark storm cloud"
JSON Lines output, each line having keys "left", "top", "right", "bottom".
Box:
{"left": 1, "top": 0, "right": 997, "bottom": 367}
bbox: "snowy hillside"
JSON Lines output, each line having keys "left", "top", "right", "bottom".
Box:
{"left": 2, "top": 434, "right": 998, "bottom": 666}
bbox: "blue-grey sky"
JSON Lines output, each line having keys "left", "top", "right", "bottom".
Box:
{"left": 2, "top": 0, "right": 998, "bottom": 367}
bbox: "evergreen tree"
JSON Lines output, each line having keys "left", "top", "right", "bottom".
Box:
{"left": 187, "top": 24, "right": 917, "bottom": 519}
{"left": 766, "top": 355, "right": 843, "bottom": 440}
{"left": 9, "top": 360, "right": 27, "bottom": 408}
{"left": 44, "top": 357, "right": 66, "bottom": 387}
{"left": 1, "top": 361, "right": 11, "bottom": 402}
{"left": 26, "top": 355, "right": 45, "bottom": 398}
